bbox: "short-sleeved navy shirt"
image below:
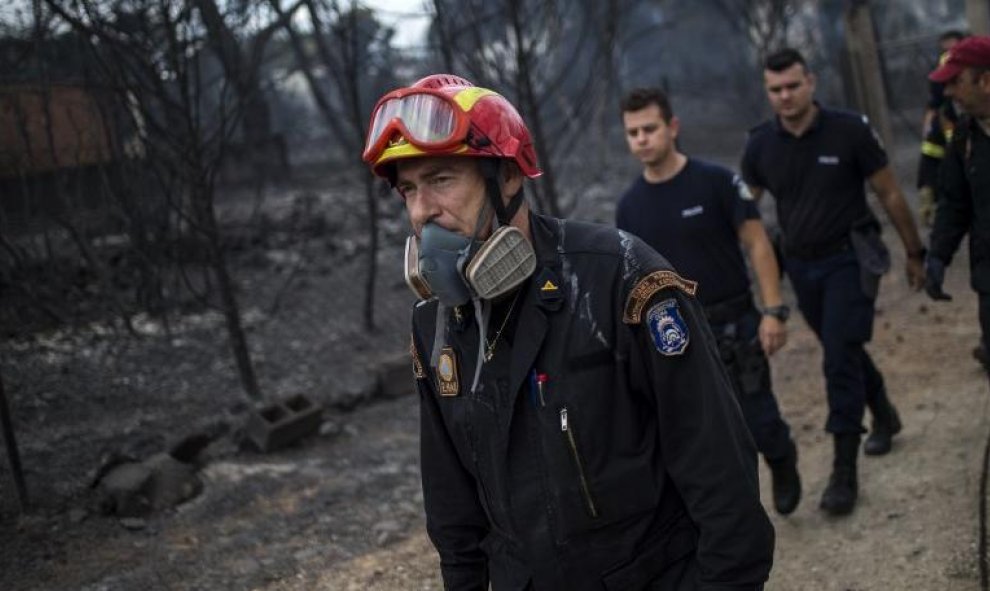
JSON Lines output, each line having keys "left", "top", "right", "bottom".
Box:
{"left": 740, "top": 105, "right": 888, "bottom": 257}
{"left": 616, "top": 158, "right": 759, "bottom": 306}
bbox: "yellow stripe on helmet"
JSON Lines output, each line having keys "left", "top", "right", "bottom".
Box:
{"left": 375, "top": 136, "right": 470, "bottom": 168}
{"left": 453, "top": 87, "right": 497, "bottom": 112}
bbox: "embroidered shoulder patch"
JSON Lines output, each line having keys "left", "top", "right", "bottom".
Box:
{"left": 646, "top": 299, "right": 690, "bottom": 356}
{"left": 623, "top": 270, "right": 698, "bottom": 325}
{"left": 410, "top": 337, "right": 426, "bottom": 380}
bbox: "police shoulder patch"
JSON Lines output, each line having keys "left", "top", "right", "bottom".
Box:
{"left": 623, "top": 270, "right": 698, "bottom": 325}
{"left": 646, "top": 298, "right": 690, "bottom": 356}
{"left": 733, "top": 174, "right": 754, "bottom": 201}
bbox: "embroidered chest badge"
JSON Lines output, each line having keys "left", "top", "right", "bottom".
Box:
{"left": 647, "top": 298, "right": 690, "bottom": 356}
{"left": 436, "top": 346, "right": 460, "bottom": 396}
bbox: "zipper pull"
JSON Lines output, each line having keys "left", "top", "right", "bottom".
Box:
{"left": 560, "top": 407, "right": 568, "bottom": 431}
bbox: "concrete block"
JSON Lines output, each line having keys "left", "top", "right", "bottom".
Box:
{"left": 246, "top": 394, "right": 323, "bottom": 453}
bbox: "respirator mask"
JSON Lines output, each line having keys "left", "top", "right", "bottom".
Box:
{"left": 404, "top": 222, "right": 536, "bottom": 306}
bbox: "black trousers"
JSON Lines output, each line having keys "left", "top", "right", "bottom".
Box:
{"left": 784, "top": 250, "right": 892, "bottom": 435}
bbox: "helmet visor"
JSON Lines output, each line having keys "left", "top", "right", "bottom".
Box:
{"left": 363, "top": 92, "right": 465, "bottom": 163}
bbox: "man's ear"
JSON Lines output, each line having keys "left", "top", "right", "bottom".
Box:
{"left": 501, "top": 162, "right": 524, "bottom": 199}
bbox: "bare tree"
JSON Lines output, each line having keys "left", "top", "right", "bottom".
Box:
{"left": 45, "top": 0, "right": 265, "bottom": 401}
{"left": 710, "top": 0, "right": 799, "bottom": 67}
{"left": 0, "top": 365, "right": 29, "bottom": 510}
{"left": 193, "top": 0, "right": 301, "bottom": 199}
{"left": 427, "top": 0, "right": 641, "bottom": 216}
{"left": 272, "top": 0, "right": 396, "bottom": 330}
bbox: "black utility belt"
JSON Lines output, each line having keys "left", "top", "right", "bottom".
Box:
{"left": 786, "top": 238, "right": 852, "bottom": 261}
{"left": 703, "top": 292, "right": 755, "bottom": 326}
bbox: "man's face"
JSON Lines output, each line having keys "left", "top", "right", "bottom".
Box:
{"left": 623, "top": 104, "right": 678, "bottom": 168}
{"left": 394, "top": 156, "right": 490, "bottom": 239}
{"left": 763, "top": 64, "right": 816, "bottom": 121}
{"left": 944, "top": 67, "right": 990, "bottom": 118}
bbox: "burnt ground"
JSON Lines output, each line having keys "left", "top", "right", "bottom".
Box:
{"left": 2, "top": 136, "right": 990, "bottom": 591}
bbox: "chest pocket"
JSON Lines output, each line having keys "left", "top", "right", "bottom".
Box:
{"left": 676, "top": 204, "right": 708, "bottom": 233}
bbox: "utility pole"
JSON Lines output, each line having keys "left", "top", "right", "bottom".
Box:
{"left": 842, "top": 1, "right": 893, "bottom": 149}
{"left": 967, "top": 0, "right": 990, "bottom": 36}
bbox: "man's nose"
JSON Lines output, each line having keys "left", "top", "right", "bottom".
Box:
{"left": 407, "top": 192, "right": 438, "bottom": 232}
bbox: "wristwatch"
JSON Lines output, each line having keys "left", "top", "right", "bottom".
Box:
{"left": 762, "top": 305, "right": 790, "bottom": 322}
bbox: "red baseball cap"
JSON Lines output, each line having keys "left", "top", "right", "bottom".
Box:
{"left": 929, "top": 36, "right": 990, "bottom": 83}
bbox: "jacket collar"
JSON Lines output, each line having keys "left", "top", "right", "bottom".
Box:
{"left": 773, "top": 100, "right": 825, "bottom": 137}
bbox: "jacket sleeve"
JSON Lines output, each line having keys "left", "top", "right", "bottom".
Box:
{"left": 627, "top": 289, "right": 774, "bottom": 590}
{"left": 413, "top": 328, "right": 490, "bottom": 591}
{"left": 931, "top": 140, "right": 973, "bottom": 265}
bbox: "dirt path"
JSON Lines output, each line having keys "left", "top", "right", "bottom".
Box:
{"left": 763, "top": 251, "right": 988, "bottom": 590}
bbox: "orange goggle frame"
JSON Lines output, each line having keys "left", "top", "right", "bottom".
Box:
{"left": 362, "top": 88, "right": 472, "bottom": 165}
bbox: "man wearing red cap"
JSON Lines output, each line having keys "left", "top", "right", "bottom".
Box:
{"left": 364, "top": 74, "right": 774, "bottom": 589}
{"left": 925, "top": 36, "right": 990, "bottom": 372}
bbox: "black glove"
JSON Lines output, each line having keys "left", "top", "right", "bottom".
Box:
{"left": 924, "top": 256, "right": 952, "bottom": 301}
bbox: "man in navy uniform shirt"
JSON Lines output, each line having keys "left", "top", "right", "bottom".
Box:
{"left": 741, "top": 48, "right": 926, "bottom": 516}
{"left": 617, "top": 87, "right": 801, "bottom": 516}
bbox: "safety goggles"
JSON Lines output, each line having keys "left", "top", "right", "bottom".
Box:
{"left": 362, "top": 89, "right": 470, "bottom": 164}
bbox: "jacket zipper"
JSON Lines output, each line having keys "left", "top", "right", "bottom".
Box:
{"left": 560, "top": 407, "right": 599, "bottom": 518}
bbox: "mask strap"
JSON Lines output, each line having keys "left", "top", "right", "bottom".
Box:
{"left": 430, "top": 303, "right": 449, "bottom": 367}
{"left": 469, "top": 298, "right": 489, "bottom": 394}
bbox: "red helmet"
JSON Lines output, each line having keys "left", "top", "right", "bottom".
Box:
{"left": 362, "top": 74, "right": 542, "bottom": 179}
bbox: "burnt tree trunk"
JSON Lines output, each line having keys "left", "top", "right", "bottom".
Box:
{"left": 195, "top": 0, "right": 291, "bottom": 188}
{"left": 362, "top": 173, "right": 378, "bottom": 331}
{"left": 194, "top": 183, "right": 262, "bottom": 402}
{"left": 0, "top": 365, "right": 29, "bottom": 510}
